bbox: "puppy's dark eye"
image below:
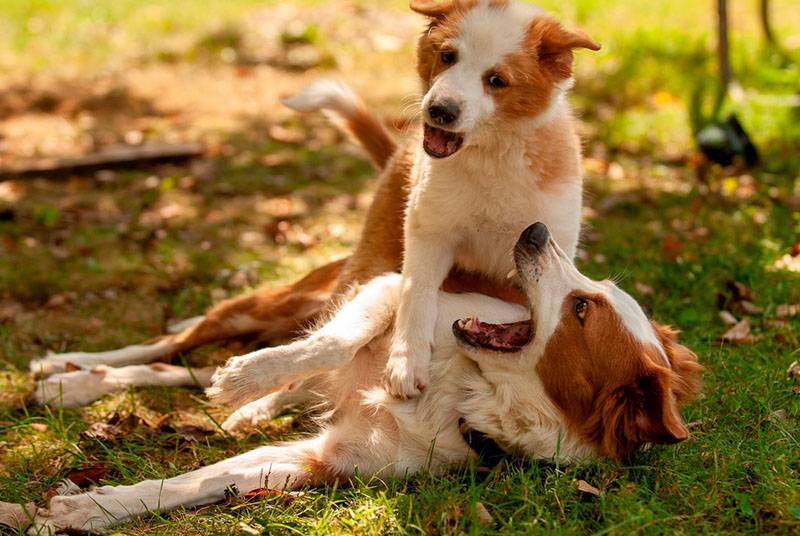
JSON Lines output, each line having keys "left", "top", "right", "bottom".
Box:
{"left": 440, "top": 50, "right": 457, "bottom": 65}
{"left": 573, "top": 297, "right": 589, "bottom": 323}
{"left": 487, "top": 73, "right": 508, "bottom": 89}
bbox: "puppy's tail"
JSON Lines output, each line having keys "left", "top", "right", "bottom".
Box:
{"left": 282, "top": 80, "right": 396, "bottom": 170}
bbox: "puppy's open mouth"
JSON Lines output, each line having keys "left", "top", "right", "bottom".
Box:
{"left": 452, "top": 317, "right": 532, "bottom": 353}
{"left": 423, "top": 123, "right": 464, "bottom": 158}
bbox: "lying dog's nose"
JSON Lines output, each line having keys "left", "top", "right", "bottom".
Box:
{"left": 521, "top": 222, "right": 550, "bottom": 251}
{"left": 428, "top": 100, "right": 460, "bottom": 126}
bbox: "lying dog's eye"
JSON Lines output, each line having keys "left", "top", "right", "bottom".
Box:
{"left": 487, "top": 74, "right": 508, "bottom": 89}
{"left": 574, "top": 297, "right": 588, "bottom": 323}
{"left": 440, "top": 50, "right": 457, "bottom": 65}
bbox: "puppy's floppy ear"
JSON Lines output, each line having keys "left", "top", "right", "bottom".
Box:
{"left": 600, "top": 367, "right": 689, "bottom": 461}
{"left": 532, "top": 18, "right": 601, "bottom": 79}
{"left": 410, "top": 0, "right": 456, "bottom": 18}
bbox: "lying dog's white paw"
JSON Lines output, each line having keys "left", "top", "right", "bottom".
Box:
{"left": 29, "top": 493, "right": 115, "bottom": 534}
{"left": 221, "top": 393, "right": 285, "bottom": 435}
{"left": 28, "top": 352, "right": 84, "bottom": 377}
{"left": 383, "top": 348, "right": 429, "bottom": 399}
{"left": 33, "top": 366, "right": 114, "bottom": 407}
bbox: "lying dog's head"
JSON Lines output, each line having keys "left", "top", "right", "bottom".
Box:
{"left": 454, "top": 223, "right": 703, "bottom": 461}
{"left": 411, "top": 0, "right": 600, "bottom": 158}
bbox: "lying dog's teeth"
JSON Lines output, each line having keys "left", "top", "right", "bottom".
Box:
{"left": 506, "top": 268, "right": 518, "bottom": 280}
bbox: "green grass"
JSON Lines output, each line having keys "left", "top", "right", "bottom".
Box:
{"left": 1, "top": 0, "right": 800, "bottom": 534}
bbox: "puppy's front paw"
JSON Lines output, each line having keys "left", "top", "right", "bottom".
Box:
{"left": 383, "top": 347, "right": 429, "bottom": 399}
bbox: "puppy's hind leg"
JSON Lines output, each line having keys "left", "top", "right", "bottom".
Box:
{"left": 208, "top": 273, "right": 402, "bottom": 406}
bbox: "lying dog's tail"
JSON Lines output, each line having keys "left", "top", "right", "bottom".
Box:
{"left": 282, "top": 80, "right": 396, "bottom": 170}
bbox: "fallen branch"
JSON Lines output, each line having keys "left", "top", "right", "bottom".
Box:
{"left": 0, "top": 143, "right": 203, "bottom": 179}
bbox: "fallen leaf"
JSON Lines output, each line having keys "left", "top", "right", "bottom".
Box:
{"left": 739, "top": 301, "right": 763, "bottom": 315}
{"left": 661, "top": 234, "right": 683, "bottom": 260}
{"left": 66, "top": 464, "right": 110, "bottom": 487}
{"left": 634, "top": 282, "right": 655, "bottom": 296}
{"left": 577, "top": 479, "right": 601, "bottom": 496}
{"left": 82, "top": 412, "right": 143, "bottom": 441}
{"left": 474, "top": 501, "right": 494, "bottom": 526}
{"left": 719, "top": 310, "right": 738, "bottom": 326}
{"left": 776, "top": 304, "right": 799, "bottom": 318}
{"left": 30, "top": 423, "right": 48, "bottom": 432}
{"left": 0, "top": 501, "right": 37, "bottom": 530}
{"left": 787, "top": 361, "right": 800, "bottom": 381}
{"left": 721, "top": 319, "right": 761, "bottom": 344}
{"left": 771, "top": 410, "right": 788, "bottom": 422}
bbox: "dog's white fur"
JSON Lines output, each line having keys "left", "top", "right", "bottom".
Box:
{"left": 383, "top": 2, "right": 584, "bottom": 397}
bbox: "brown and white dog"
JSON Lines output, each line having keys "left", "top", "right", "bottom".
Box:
{"left": 22, "top": 224, "right": 702, "bottom": 533}
{"left": 31, "top": 0, "right": 600, "bottom": 429}
{"left": 213, "top": 0, "right": 600, "bottom": 401}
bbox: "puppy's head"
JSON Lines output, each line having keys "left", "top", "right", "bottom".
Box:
{"left": 453, "top": 223, "right": 703, "bottom": 461}
{"left": 412, "top": 0, "right": 599, "bottom": 158}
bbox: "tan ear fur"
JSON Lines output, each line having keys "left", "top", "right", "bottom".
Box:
{"left": 533, "top": 18, "right": 601, "bottom": 79}
{"left": 410, "top": 0, "right": 456, "bottom": 18}
{"left": 651, "top": 321, "right": 704, "bottom": 403}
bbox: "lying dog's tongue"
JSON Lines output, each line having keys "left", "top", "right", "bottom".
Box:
{"left": 423, "top": 124, "right": 464, "bottom": 158}
{"left": 453, "top": 317, "right": 532, "bottom": 352}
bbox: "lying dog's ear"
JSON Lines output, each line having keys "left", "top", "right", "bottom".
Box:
{"left": 410, "top": 0, "right": 456, "bottom": 18}
{"left": 651, "top": 322, "right": 703, "bottom": 403}
{"left": 600, "top": 367, "right": 689, "bottom": 461}
{"left": 532, "top": 18, "right": 601, "bottom": 80}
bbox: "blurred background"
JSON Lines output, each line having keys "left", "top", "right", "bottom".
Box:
{"left": 1, "top": 2, "right": 799, "bottom": 532}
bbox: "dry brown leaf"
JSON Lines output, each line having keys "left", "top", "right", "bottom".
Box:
{"left": 719, "top": 310, "right": 738, "bottom": 326}
{"left": 787, "top": 361, "right": 800, "bottom": 381}
{"left": 721, "top": 319, "right": 761, "bottom": 344}
{"left": 474, "top": 501, "right": 494, "bottom": 526}
{"left": 776, "top": 304, "right": 799, "bottom": 318}
{"left": 242, "top": 487, "right": 303, "bottom": 503}
{"left": 635, "top": 282, "right": 655, "bottom": 296}
{"left": 739, "top": 301, "right": 763, "bottom": 315}
{"left": 30, "top": 423, "right": 48, "bottom": 432}
{"left": 66, "top": 464, "right": 110, "bottom": 488}
{"left": 0, "top": 501, "right": 37, "bottom": 530}
{"left": 576, "top": 479, "right": 600, "bottom": 496}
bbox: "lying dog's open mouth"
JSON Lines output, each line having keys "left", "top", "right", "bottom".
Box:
{"left": 423, "top": 123, "right": 464, "bottom": 158}
{"left": 452, "top": 317, "right": 533, "bottom": 353}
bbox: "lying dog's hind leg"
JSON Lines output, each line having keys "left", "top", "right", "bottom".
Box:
{"left": 34, "top": 363, "right": 217, "bottom": 408}
{"left": 31, "top": 439, "right": 324, "bottom": 533}
{"left": 208, "top": 273, "right": 402, "bottom": 406}
{"left": 29, "top": 258, "right": 348, "bottom": 379}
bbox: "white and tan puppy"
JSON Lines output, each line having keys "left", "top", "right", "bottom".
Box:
{"left": 382, "top": 0, "right": 600, "bottom": 397}
{"left": 19, "top": 223, "right": 700, "bottom": 533}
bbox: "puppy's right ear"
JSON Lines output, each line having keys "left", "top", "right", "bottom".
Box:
{"left": 410, "top": 0, "right": 456, "bottom": 18}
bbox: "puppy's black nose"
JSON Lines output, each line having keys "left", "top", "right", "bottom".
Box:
{"left": 428, "top": 100, "right": 460, "bottom": 126}
{"left": 520, "top": 222, "right": 550, "bottom": 251}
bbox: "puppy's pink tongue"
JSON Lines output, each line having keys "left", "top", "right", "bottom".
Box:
{"left": 423, "top": 124, "right": 463, "bottom": 158}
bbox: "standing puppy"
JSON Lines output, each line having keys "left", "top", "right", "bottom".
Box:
{"left": 384, "top": 0, "right": 600, "bottom": 397}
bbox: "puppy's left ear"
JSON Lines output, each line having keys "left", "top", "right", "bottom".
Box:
{"left": 410, "top": 0, "right": 456, "bottom": 18}
{"left": 533, "top": 18, "right": 600, "bottom": 79}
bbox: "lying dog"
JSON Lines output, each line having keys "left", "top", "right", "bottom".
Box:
{"left": 24, "top": 224, "right": 701, "bottom": 533}
{"left": 31, "top": 0, "right": 599, "bottom": 428}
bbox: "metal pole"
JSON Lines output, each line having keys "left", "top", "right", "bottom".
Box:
{"left": 717, "top": 0, "right": 731, "bottom": 88}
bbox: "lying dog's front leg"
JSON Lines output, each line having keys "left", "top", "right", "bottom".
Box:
{"left": 29, "top": 441, "right": 319, "bottom": 533}
{"left": 208, "top": 274, "right": 402, "bottom": 406}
